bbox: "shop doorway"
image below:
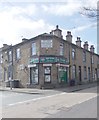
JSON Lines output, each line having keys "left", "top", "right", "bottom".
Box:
{"left": 30, "top": 67, "right": 38, "bottom": 84}
{"left": 58, "top": 67, "right": 68, "bottom": 83}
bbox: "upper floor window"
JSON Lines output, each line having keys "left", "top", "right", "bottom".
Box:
{"left": 0, "top": 53, "right": 3, "bottom": 63}
{"left": 41, "top": 40, "right": 53, "bottom": 48}
{"left": 8, "top": 50, "right": 12, "bottom": 62}
{"left": 83, "top": 51, "right": 86, "bottom": 62}
{"left": 16, "top": 48, "right": 21, "bottom": 60}
{"left": 32, "top": 43, "right": 36, "bottom": 55}
{"left": 60, "top": 43, "right": 64, "bottom": 55}
{"left": 91, "top": 55, "right": 94, "bottom": 64}
{"left": 72, "top": 48, "right": 76, "bottom": 60}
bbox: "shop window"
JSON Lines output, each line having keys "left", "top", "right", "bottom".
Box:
{"left": 44, "top": 67, "right": 51, "bottom": 83}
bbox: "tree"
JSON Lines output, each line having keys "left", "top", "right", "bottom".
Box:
{"left": 81, "top": 7, "right": 98, "bottom": 18}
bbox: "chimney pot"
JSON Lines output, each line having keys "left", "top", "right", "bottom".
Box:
{"left": 56, "top": 25, "right": 59, "bottom": 29}
{"left": 76, "top": 37, "right": 82, "bottom": 47}
{"left": 90, "top": 45, "right": 94, "bottom": 53}
{"left": 83, "top": 41, "right": 89, "bottom": 50}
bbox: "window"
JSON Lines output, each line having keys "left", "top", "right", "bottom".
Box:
{"left": 8, "top": 50, "right": 12, "bottom": 62}
{"left": 83, "top": 51, "right": 86, "bottom": 62}
{"left": 41, "top": 40, "right": 53, "bottom": 48}
{"left": 32, "top": 43, "right": 36, "bottom": 55}
{"left": 60, "top": 43, "right": 64, "bottom": 55}
{"left": 44, "top": 66, "right": 51, "bottom": 83}
{"left": 72, "top": 65, "right": 76, "bottom": 79}
{"left": 0, "top": 53, "right": 3, "bottom": 63}
{"left": 84, "top": 66, "right": 87, "bottom": 79}
{"left": 72, "top": 48, "right": 76, "bottom": 60}
{"left": 91, "top": 55, "right": 94, "bottom": 63}
{"left": 16, "top": 48, "right": 21, "bottom": 60}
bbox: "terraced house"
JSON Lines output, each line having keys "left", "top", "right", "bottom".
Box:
{"left": 0, "top": 25, "right": 99, "bottom": 88}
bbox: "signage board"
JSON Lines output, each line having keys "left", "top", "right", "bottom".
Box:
{"left": 30, "top": 58, "right": 39, "bottom": 64}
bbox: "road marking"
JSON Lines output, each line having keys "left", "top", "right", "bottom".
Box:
{"left": 8, "top": 92, "right": 66, "bottom": 106}
{"left": 8, "top": 92, "right": 97, "bottom": 107}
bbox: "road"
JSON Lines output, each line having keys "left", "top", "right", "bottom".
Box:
{"left": 0, "top": 86, "right": 97, "bottom": 118}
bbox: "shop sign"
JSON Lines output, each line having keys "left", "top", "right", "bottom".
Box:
{"left": 30, "top": 58, "right": 39, "bottom": 64}
{"left": 40, "top": 57, "right": 68, "bottom": 64}
{"left": 60, "top": 58, "right": 67, "bottom": 64}
{"left": 40, "top": 57, "right": 58, "bottom": 63}
{"left": 28, "top": 64, "right": 36, "bottom": 68}
{"left": 43, "top": 64, "right": 52, "bottom": 66}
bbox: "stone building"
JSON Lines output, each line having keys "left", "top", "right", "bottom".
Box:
{"left": 0, "top": 25, "right": 99, "bottom": 88}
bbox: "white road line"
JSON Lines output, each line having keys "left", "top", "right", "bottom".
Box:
{"left": 8, "top": 92, "right": 66, "bottom": 106}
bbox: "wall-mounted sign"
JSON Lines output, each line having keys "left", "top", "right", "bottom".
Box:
{"left": 29, "top": 56, "right": 69, "bottom": 64}
{"left": 30, "top": 58, "right": 39, "bottom": 64}
{"left": 40, "top": 57, "right": 58, "bottom": 63}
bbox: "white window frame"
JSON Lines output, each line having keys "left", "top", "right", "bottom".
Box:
{"left": 8, "top": 51, "right": 12, "bottom": 62}
{"left": 83, "top": 51, "right": 86, "bottom": 62}
{"left": 0, "top": 53, "right": 3, "bottom": 63}
{"left": 60, "top": 43, "right": 64, "bottom": 55}
{"left": 16, "top": 48, "right": 21, "bottom": 60}
{"left": 32, "top": 43, "right": 36, "bottom": 55}
{"left": 72, "top": 48, "right": 76, "bottom": 60}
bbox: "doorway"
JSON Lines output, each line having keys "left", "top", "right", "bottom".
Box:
{"left": 79, "top": 66, "right": 82, "bottom": 82}
{"left": 58, "top": 67, "right": 68, "bottom": 83}
{"left": 30, "top": 67, "right": 38, "bottom": 84}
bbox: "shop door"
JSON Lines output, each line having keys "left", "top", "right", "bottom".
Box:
{"left": 58, "top": 67, "right": 67, "bottom": 83}
{"left": 30, "top": 67, "right": 38, "bottom": 84}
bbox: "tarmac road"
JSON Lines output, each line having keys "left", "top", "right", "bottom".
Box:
{"left": 1, "top": 86, "right": 97, "bottom": 118}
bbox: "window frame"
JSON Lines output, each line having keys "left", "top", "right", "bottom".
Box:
{"left": 32, "top": 42, "right": 36, "bottom": 56}
{"left": 60, "top": 43, "right": 64, "bottom": 56}
{"left": 16, "top": 48, "right": 21, "bottom": 60}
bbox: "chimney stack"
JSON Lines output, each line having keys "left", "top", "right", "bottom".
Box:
{"left": 66, "top": 31, "right": 72, "bottom": 43}
{"left": 90, "top": 45, "right": 95, "bottom": 53}
{"left": 76, "top": 37, "right": 82, "bottom": 47}
{"left": 53, "top": 25, "right": 62, "bottom": 38}
{"left": 83, "top": 41, "right": 89, "bottom": 50}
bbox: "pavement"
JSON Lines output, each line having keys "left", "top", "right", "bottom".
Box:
{"left": 0, "top": 81, "right": 97, "bottom": 94}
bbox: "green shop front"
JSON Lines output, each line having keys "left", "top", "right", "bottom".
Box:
{"left": 28, "top": 56, "right": 69, "bottom": 88}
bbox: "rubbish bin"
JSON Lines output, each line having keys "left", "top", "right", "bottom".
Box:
{"left": 70, "top": 79, "right": 75, "bottom": 86}
{"left": 5, "top": 80, "right": 10, "bottom": 87}
{"left": 11, "top": 80, "right": 19, "bottom": 88}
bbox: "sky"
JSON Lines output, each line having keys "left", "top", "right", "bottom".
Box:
{"left": 0, "top": 0, "right": 98, "bottom": 53}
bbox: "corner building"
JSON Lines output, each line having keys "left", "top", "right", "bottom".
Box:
{"left": 0, "top": 25, "right": 99, "bottom": 88}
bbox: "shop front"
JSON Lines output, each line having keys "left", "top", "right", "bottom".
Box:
{"left": 28, "top": 56, "right": 69, "bottom": 88}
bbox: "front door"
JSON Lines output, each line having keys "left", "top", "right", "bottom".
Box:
{"left": 30, "top": 67, "right": 38, "bottom": 84}
{"left": 79, "top": 66, "right": 81, "bottom": 82}
{"left": 58, "top": 67, "right": 67, "bottom": 83}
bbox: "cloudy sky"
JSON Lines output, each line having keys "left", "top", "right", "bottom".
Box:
{"left": 0, "top": 0, "right": 98, "bottom": 53}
